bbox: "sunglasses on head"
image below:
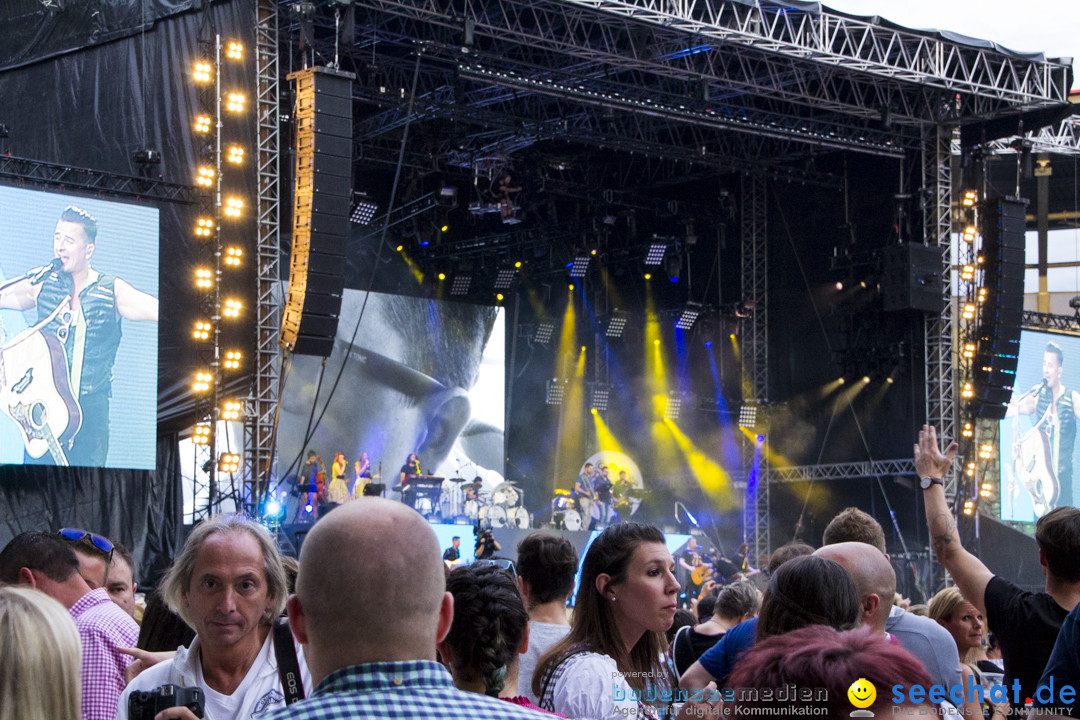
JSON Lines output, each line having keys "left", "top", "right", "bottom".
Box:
{"left": 473, "top": 558, "right": 517, "bottom": 579}
{"left": 58, "top": 528, "right": 114, "bottom": 557}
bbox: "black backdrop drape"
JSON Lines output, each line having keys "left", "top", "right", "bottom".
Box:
{"left": 0, "top": 0, "right": 255, "bottom": 584}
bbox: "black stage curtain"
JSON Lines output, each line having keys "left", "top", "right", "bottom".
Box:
{"left": 0, "top": 434, "right": 183, "bottom": 587}
{"left": 0, "top": 0, "right": 255, "bottom": 577}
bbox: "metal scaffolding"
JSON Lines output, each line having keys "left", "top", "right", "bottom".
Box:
{"left": 740, "top": 174, "right": 769, "bottom": 560}
{"left": 246, "top": 0, "right": 282, "bottom": 512}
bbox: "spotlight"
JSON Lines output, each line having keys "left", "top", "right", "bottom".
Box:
{"left": 979, "top": 443, "right": 994, "bottom": 459}
{"left": 592, "top": 387, "right": 610, "bottom": 412}
{"left": 438, "top": 272, "right": 446, "bottom": 281}
{"left": 534, "top": 322, "right": 555, "bottom": 345}
{"left": 605, "top": 311, "right": 629, "bottom": 339}
{"left": 644, "top": 273, "right": 652, "bottom": 280}
{"left": 961, "top": 304, "right": 976, "bottom": 321}
{"left": 961, "top": 265, "right": 975, "bottom": 281}
{"left": 962, "top": 190, "right": 978, "bottom": 207}
{"left": 192, "top": 423, "right": 211, "bottom": 445}
{"left": 569, "top": 255, "right": 591, "bottom": 278}
{"left": 223, "top": 298, "right": 242, "bottom": 318}
{"left": 963, "top": 499, "right": 975, "bottom": 516}
{"left": 195, "top": 217, "right": 214, "bottom": 237}
{"left": 224, "top": 246, "right": 243, "bottom": 266}
{"left": 263, "top": 497, "right": 284, "bottom": 522}
{"left": 195, "top": 268, "right": 213, "bottom": 289}
{"left": 224, "top": 350, "right": 242, "bottom": 370}
{"left": 546, "top": 380, "right": 566, "bottom": 406}
{"left": 962, "top": 422, "right": 974, "bottom": 438}
{"left": 451, "top": 276, "right": 471, "bottom": 296}
{"left": 962, "top": 225, "right": 977, "bottom": 243}
{"left": 193, "top": 61, "right": 212, "bottom": 83}
{"left": 221, "top": 400, "right": 243, "bottom": 421}
{"left": 196, "top": 166, "right": 215, "bottom": 187}
{"left": 494, "top": 267, "right": 518, "bottom": 290}
{"left": 350, "top": 196, "right": 379, "bottom": 225}
{"left": 194, "top": 115, "right": 212, "bottom": 134}
{"left": 664, "top": 394, "right": 682, "bottom": 420}
{"left": 676, "top": 303, "right": 702, "bottom": 330}
{"left": 218, "top": 452, "right": 241, "bottom": 473}
{"left": 226, "top": 41, "right": 244, "bottom": 60}
{"left": 961, "top": 382, "right": 974, "bottom": 399}
{"left": 192, "top": 321, "right": 212, "bottom": 340}
{"left": 835, "top": 281, "right": 844, "bottom": 291}
{"left": 224, "top": 198, "right": 243, "bottom": 217}
{"left": 739, "top": 404, "right": 757, "bottom": 429}
{"left": 645, "top": 242, "right": 667, "bottom": 265}
{"left": 515, "top": 261, "right": 522, "bottom": 268}
{"left": 192, "top": 371, "right": 213, "bottom": 393}
{"left": 227, "top": 146, "right": 244, "bottom": 164}
{"left": 962, "top": 342, "right": 976, "bottom": 359}
{"left": 496, "top": 293, "right": 504, "bottom": 302}
{"left": 226, "top": 92, "right": 245, "bottom": 113}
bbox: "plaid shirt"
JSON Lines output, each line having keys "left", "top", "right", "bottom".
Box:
{"left": 265, "top": 660, "right": 553, "bottom": 720}
{"left": 70, "top": 587, "right": 139, "bottom": 720}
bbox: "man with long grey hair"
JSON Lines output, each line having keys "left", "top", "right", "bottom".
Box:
{"left": 115, "top": 515, "right": 310, "bottom": 720}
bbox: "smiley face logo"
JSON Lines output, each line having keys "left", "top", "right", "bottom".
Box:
{"left": 847, "top": 678, "right": 876, "bottom": 709}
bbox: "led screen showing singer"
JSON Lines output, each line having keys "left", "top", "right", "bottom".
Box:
{"left": 0, "top": 185, "right": 159, "bottom": 469}
{"left": 1001, "top": 330, "right": 1080, "bottom": 521}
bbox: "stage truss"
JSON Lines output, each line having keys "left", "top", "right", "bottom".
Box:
{"left": 226, "top": 0, "right": 1076, "bottom": 534}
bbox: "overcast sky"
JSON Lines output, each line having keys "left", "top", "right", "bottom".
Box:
{"left": 822, "top": 0, "right": 1080, "bottom": 89}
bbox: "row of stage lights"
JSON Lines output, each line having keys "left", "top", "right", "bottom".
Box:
{"left": 189, "top": 39, "right": 250, "bottom": 477}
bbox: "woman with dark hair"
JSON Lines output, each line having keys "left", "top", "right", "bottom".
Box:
{"left": 534, "top": 523, "right": 718, "bottom": 720}
{"left": 439, "top": 563, "right": 561, "bottom": 714}
{"left": 755, "top": 554, "right": 861, "bottom": 641}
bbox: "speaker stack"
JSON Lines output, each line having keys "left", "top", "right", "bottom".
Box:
{"left": 972, "top": 198, "right": 1026, "bottom": 419}
{"left": 280, "top": 66, "right": 355, "bottom": 357}
{"left": 882, "top": 243, "right": 946, "bottom": 313}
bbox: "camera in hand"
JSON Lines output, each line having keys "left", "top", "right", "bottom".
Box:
{"left": 129, "top": 684, "right": 204, "bottom": 720}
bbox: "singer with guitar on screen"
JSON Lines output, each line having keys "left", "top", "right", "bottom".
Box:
{"left": 0, "top": 205, "right": 158, "bottom": 466}
{"left": 1009, "top": 341, "right": 1080, "bottom": 514}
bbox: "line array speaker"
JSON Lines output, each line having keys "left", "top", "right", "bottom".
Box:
{"left": 973, "top": 197, "right": 1027, "bottom": 419}
{"left": 280, "top": 66, "right": 355, "bottom": 357}
{"left": 882, "top": 243, "right": 946, "bottom": 313}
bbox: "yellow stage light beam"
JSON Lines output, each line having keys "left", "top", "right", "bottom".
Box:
{"left": 727, "top": 333, "right": 755, "bottom": 401}
{"left": 598, "top": 265, "right": 626, "bottom": 311}
{"left": 736, "top": 427, "right": 795, "bottom": 472}
{"left": 396, "top": 249, "right": 424, "bottom": 284}
{"left": 591, "top": 408, "right": 627, "bottom": 455}
{"left": 665, "top": 418, "right": 736, "bottom": 510}
{"left": 651, "top": 420, "right": 684, "bottom": 483}
{"left": 555, "top": 288, "right": 578, "bottom": 378}
{"left": 644, "top": 285, "right": 667, "bottom": 402}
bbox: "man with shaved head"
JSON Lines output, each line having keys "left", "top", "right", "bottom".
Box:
{"left": 814, "top": 542, "right": 896, "bottom": 636}
{"left": 819, "top": 518, "right": 964, "bottom": 699}
{"left": 269, "top": 497, "right": 549, "bottom": 720}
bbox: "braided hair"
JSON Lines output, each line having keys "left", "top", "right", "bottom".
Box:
{"left": 444, "top": 563, "right": 530, "bottom": 697}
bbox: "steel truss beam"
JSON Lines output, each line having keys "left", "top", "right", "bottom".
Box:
{"left": 767, "top": 459, "right": 916, "bottom": 483}
{"left": 246, "top": 0, "right": 282, "bottom": 513}
{"left": 923, "top": 125, "right": 957, "bottom": 500}
{"left": 741, "top": 174, "right": 768, "bottom": 559}
{"left": 1023, "top": 310, "right": 1080, "bottom": 335}
{"left": 985, "top": 117, "right": 1080, "bottom": 157}
{"left": 0, "top": 156, "right": 197, "bottom": 204}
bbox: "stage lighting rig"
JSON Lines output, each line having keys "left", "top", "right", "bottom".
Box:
{"left": 591, "top": 387, "right": 610, "bottom": 412}
{"left": 738, "top": 404, "right": 758, "bottom": 429}
{"left": 534, "top": 322, "right": 555, "bottom": 345}
{"left": 676, "top": 303, "right": 702, "bottom": 330}
{"left": 568, "top": 255, "right": 591, "bottom": 278}
{"left": 605, "top": 310, "right": 629, "bottom": 338}
{"left": 546, "top": 379, "right": 566, "bottom": 406}
{"left": 645, "top": 241, "right": 668, "bottom": 265}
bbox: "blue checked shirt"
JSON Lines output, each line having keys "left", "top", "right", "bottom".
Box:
{"left": 264, "top": 660, "right": 555, "bottom": 720}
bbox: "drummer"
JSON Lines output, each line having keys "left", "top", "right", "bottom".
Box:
{"left": 465, "top": 476, "right": 484, "bottom": 501}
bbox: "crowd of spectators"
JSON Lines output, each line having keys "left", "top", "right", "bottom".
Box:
{"left": 3, "top": 424, "right": 1080, "bottom": 719}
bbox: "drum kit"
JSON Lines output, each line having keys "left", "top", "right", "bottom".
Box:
{"left": 551, "top": 489, "right": 584, "bottom": 530}
{"left": 439, "top": 478, "right": 530, "bottom": 528}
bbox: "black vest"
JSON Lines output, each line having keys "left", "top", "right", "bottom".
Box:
{"left": 36, "top": 270, "right": 122, "bottom": 397}
{"left": 1037, "top": 385, "right": 1076, "bottom": 481}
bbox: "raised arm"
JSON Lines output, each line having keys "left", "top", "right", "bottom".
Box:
{"left": 916, "top": 424, "right": 995, "bottom": 615}
{"left": 114, "top": 278, "right": 158, "bottom": 321}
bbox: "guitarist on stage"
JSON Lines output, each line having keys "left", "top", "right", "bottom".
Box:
{"left": 678, "top": 536, "right": 704, "bottom": 607}
{"left": 1012, "top": 342, "right": 1079, "bottom": 510}
{"left": 0, "top": 205, "right": 158, "bottom": 466}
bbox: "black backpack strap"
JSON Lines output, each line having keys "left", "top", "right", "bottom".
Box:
{"left": 539, "top": 644, "right": 591, "bottom": 711}
{"left": 273, "top": 617, "right": 305, "bottom": 705}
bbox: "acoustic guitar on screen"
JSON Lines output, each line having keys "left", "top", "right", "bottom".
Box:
{"left": 0, "top": 302, "right": 82, "bottom": 466}
{"left": 1010, "top": 409, "right": 1060, "bottom": 518}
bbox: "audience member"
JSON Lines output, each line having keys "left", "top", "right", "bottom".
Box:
{"left": 105, "top": 542, "right": 137, "bottom": 618}
{"left": 133, "top": 588, "right": 195, "bottom": 652}
{"left": 0, "top": 531, "right": 138, "bottom": 720}
{"left": 265, "top": 497, "right": 552, "bottom": 720}
{"left": 916, "top": 424, "right": 1080, "bottom": 701}
{"left": 1035, "top": 601, "right": 1080, "bottom": 717}
{"left": 820, "top": 502, "right": 967, "bottom": 695}
{"left": 755, "top": 554, "right": 860, "bottom": 641}
{"left": 680, "top": 541, "right": 814, "bottom": 691}
{"left": 814, "top": 542, "right": 894, "bottom": 636}
{"left": 823, "top": 506, "right": 887, "bottom": 553}
{"left": 515, "top": 533, "right": 577, "bottom": 705}
{"left": 928, "top": 586, "right": 996, "bottom": 717}
{"left": 727, "top": 625, "right": 937, "bottom": 716}
{"left": 533, "top": 523, "right": 719, "bottom": 719}
{"left": 440, "top": 563, "right": 561, "bottom": 715}
{"left": 671, "top": 580, "right": 759, "bottom": 678}
{"left": 116, "top": 515, "right": 309, "bottom": 720}
{"left": 0, "top": 585, "right": 83, "bottom": 720}
{"left": 58, "top": 527, "right": 113, "bottom": 589}
{"left": 695, "top": 595, "right": 717, "bottom": 623}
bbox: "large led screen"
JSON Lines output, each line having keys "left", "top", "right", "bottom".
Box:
{"left": 276, "top": 289, "right": 505, "bottom": 507}
{"left": 0, "top": 186, "right": 159, "bottom": 469}
{"left": 999, "top": 329, "right": 1080, "bottom": 522}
